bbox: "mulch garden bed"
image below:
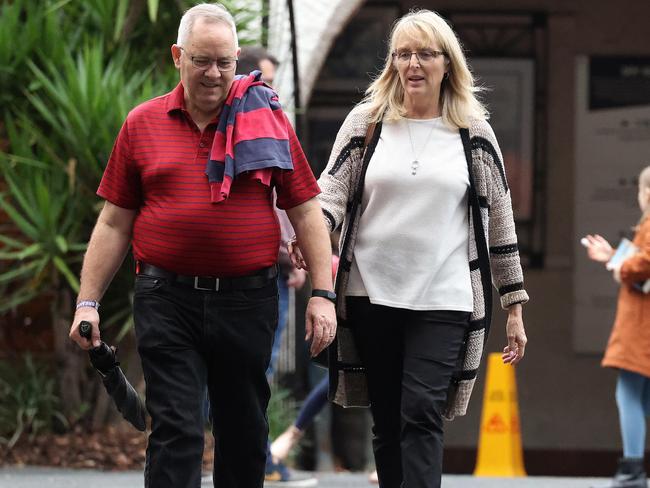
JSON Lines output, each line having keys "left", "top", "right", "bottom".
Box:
{"left": 1, "top": 425, "right": 215, "bottom": 471}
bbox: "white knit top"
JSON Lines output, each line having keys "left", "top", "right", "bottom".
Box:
{"left": 346, "top": 117, "right": 473, "bottom": 311}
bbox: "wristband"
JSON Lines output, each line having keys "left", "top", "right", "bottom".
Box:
{"left": 311, "top": 289, "right": 336, "bottom": 304}
{"left": 76, "top": 300, "right": 100, "bottom": 310}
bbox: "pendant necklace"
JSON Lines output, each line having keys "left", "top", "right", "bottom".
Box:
{"left": 406, "top": 119, "right": 436, "bottom": 175}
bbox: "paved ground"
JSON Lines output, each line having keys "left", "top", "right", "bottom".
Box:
{"left": 0, "top": 467, "right": 611, "bottom": 488}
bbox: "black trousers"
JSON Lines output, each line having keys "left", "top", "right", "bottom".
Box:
{"left": 133, "top": 274, "right": 278, "bottom": 488}
{"left": 347, "top": 297, "right": 469, "bottom": 488}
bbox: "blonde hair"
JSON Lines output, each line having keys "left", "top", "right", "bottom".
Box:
{"left": 177, "top": 3, "right": 238, "bottom": 49}
{"left": 638, "top": 165, "right": 650, "bottom": 226}
{"left": 361, "top": 9, "right": 487, "bottom": 128}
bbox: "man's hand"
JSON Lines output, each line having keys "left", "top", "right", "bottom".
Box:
{"left": 286, "top": 198, "right": 336, "bottom": 356}
{"left": 67, "top": 201, "right": 135, "bottom": 351}
{"left": 502, "top": 303, "right": 527, "bottom": 365}
{"left": 305, "top": 297, "right": 337, "bottom": 357}
{"left": 69, "top": 307, "right": 101, "bottom": 350}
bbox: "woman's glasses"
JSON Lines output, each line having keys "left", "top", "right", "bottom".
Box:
{"left": 392, "top": 50, "right": 446, "bottom": 65}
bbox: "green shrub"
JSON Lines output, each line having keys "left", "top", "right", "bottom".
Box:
{"left": 267, "top": 385, "right": 297, "bottom": 441}
{"left": 0, "top": 0, "right": 265, "bottom": 429}
{"left": 0, "top": 355, "right": 68, "bottom": 449}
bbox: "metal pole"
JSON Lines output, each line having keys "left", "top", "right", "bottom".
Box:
{"left": 286, "top": 0, "right": 303, "bottom": 139}
{"left": 261, "top": 0, "right": 269, "bottom": 47}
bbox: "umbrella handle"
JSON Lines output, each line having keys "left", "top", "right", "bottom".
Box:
{"left": 79, "top": 320, "right": 92, "bottom": 340}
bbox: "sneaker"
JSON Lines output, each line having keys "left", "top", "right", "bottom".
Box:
{"left": 368, "top": 470, "right": 378, "bottom": 484}
{"left": 270, "top": 425, "right": 304, "bottom": 462}
{"left": 590, "top": 457, "right": 647, "bottom": 488}
{"left": 264, "top": 459, "right": 318, "bottom": 487}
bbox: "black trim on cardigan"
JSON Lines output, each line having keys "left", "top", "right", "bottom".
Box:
{"left": 461, "top": 128, "right": 493, "bottom": 338}
{"left": 328, "top": 137, "right": 365, "bottom": 176}
{"left": 458, "top": 369, "right": 478, "bottom": 381}
{"left": 469, "top": 259, "right": 480, "bottom": 271}
{"left": 354, "top": 125, "right": 382, "bottom": 205}
{"left": 490, "top": 243, "right": 519, "bottom": 255}
{"left": 499, "top": 282, "right": 524, "bottom": 295}
{"left": 469, "top": 318, "right": 487, "bottom": 331}
{"left": 328, "top": 123, "right": 383, "bottom": 403}
{"left": 335, "top": 122, "right": 383, "bottom": 295}
{"left": 450, "top": 367, "right": 480, "bottom": 383}
{"left": 470, "top": 136, "right": 509, "bottom": 193}
{"left": 322, "top": 209, "right": 336, "bottom": 232}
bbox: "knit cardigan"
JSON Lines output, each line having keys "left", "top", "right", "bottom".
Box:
{"left": 318, "top": 104, "right": 529, "bottom": 420}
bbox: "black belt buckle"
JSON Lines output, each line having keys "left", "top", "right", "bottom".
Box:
{"left": 194, "top": 276, "right": 220, "bottom": 291}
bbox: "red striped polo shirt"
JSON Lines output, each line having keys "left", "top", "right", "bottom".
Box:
{"left": 97, "top": 83, "right": 319, "bottom": 277}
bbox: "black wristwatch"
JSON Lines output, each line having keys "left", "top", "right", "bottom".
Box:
{"left": 311, "top": 289, "right": 337, "bottom": 304}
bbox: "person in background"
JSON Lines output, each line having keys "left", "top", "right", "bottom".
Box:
{"left": 68, "top": 4, "right": 336, "bottom": 488}
{"left": 237, "top": 45, "right": 279, "bottom": 85}
{"left": 235, "top": 44, "right": 308, "bottom": 380}
{"left": 290, "top": 9, "right": 528, "bottom": 488}
{"left": 270, "top": 254, "right": 339, "bottom": 471}
{"left": 583, "top": 166, "right": 650, "bottom": 488}
{"left": 237, "top": 45, "right": 314, "bottom": 487}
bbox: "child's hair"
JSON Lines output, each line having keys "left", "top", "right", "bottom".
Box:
{"left": 637, "top": 165, "right": 650, "bottom": 227}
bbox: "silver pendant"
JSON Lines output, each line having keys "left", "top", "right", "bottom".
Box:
{"left": 411, "top": 160, "right": 419, "bottom": 175}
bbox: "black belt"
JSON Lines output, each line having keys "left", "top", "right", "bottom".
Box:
{"left": 137, "top": 262, "right": 277, "bottom": 292}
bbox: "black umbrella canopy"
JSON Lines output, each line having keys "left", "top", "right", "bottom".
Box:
{"left": 79, "top": 321, "right": 147, "bottom": 432}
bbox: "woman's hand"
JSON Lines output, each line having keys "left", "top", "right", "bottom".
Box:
{"left": 287, "top": 267, "right": 308, "bottom": 288}
{"left": 287, "top": 236, "right": 308, "bottom": 270}
{"left": 583, "top": 234, "right": 614, "bottom": 263}
{"left": 502, "top": 303, "right": 527, "bottom": 366}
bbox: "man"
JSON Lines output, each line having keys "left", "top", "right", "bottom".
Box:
{"left": 237, "top": 46, "right": 279, "bottom": 85}
{"left": 68, "top": 4, "right": 336, "bottom": 488}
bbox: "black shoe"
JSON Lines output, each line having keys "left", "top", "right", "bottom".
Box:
{"left": 591, "top": 458, "right": 648, "bottom": 488}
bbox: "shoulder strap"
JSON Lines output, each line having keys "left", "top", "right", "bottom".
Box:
{"left": 364, "top": 122, "right": 377, "bottom": 152}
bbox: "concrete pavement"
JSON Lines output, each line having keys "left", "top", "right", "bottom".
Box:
{"left": 0, "top": 467, "right": 610, "bottom": 488}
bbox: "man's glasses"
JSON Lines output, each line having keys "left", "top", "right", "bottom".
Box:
{"left": 392, "top": 50, "right": 447, "bottom": 65}
{"left": 179, "top": 47, "right": 237, "bottom": 72}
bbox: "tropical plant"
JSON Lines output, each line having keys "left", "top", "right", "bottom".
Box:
{"left": 0, "top": 354, "right": 69, "bottom": 450}
{"left": 267, "top": 385, "right": 297, "bottom": 441}
{"left": 0, "top": 39, "right": 165, "bottom": 419}
{"left": 0, "top": 0, "right": 266, "bottom": 430}
{"left": 0, "top": 151, "right": 85, "bottom": 312}
{"left": 0, "top": 0, "right": 65, "bottom": 117}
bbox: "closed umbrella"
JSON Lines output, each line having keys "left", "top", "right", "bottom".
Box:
{"left": 79, "top": 320, "right": 147, "bottom": 431}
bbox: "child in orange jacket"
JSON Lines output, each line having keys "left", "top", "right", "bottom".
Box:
{"left": 583, "top": 165, "right": 650, "bottom": 488}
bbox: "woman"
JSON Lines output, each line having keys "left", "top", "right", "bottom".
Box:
{"left": 291, "top": 9, "right": 528, "bottom": 488}
{"left": 583, "top": 166, "right": 650, "bottom": 488}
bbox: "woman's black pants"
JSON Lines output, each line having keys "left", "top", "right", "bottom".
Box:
{"left": 347, "top": 297, "right": 470, "bottom": 488}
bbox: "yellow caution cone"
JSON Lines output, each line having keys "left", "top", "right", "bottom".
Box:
{"left": 473, "top": 352, "right": 526, "bottom": 477}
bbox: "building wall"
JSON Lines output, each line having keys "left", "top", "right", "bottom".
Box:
{"left": 267, "top": 0, "right": 365, "bottom": 112}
